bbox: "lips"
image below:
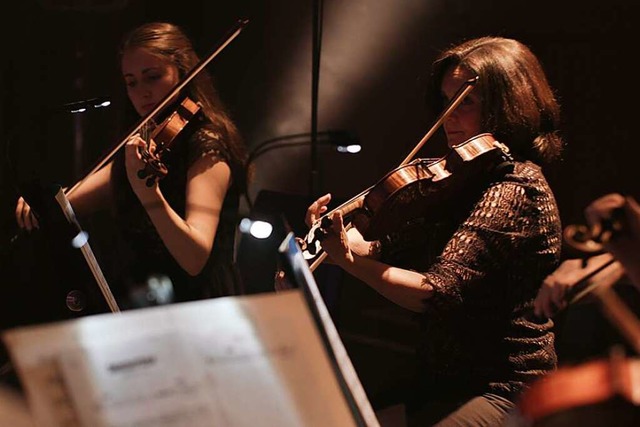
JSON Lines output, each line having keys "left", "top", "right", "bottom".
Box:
{"left": 446, "top": 131, "right": 467, "bottom": 147}
{"left": 447, "top": 131, "right": 464, "bottom": 140}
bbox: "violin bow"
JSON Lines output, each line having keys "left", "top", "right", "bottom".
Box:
{"left": 401, "top": 75, "right": 478, "bottom": 165}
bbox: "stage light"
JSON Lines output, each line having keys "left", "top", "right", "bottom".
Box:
{"left": 247, "top": 130, "right": 361, "bottom": 168}
{"left": 239, "top": 218, "right": 274, "bottom": 240}
{"left": 336, "top": 144, "right": 361, "bottom": 154}
{"left": 57, "top": 96, "right": 112, "bottom": 114}
{"left": 70, "top": 231, "right": 89, "bottom": 248}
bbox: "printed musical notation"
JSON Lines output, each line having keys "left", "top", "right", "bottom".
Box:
{"left": 3, "top": 291, "right": 362, "bottom": 427}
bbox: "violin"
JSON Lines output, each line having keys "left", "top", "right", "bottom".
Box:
{"left": 351, "top": 133, "right": 511, "bottom": 241}
{"left": 306, "top": 133, "right": 511, "bottom": 245}
{"left": 520, "top": 255, "right": 640, "bottom": 424}
{"left": 541, "top": 210, "right": 629, "bottom": 313}
{"left": 300, "top": 76, "right": 516, "bottom": 267}
{"left": 301, "top": 133, "right": 512, "bottom": 265}
{"left": 136, "top": 96, "right": 202, "bottom": 187}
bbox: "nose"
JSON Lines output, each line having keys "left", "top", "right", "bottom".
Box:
{"left": 139, "top": 86, "right": 152, "bottom": 98}
{"left": 130, "top": 82, "right": 152, "bottom": 99}
{"left": 448, "top": 106, "right": 462, "bottom": 119}
{"left": 444, "top": 112, "right": 459, "bottom": 128}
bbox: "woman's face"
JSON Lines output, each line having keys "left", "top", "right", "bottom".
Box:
{"left": 121, "top": 47, "right": 180, "bottom": 117}
{"left": 440, "top": 65, "right": 483, "bottom": 147}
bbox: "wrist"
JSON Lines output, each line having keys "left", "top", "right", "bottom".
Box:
{"left": 337, "top": 251, "right": 356, "bottom": 270}
{"left": 134, "top": 183, "right": 162, "bottom": 206}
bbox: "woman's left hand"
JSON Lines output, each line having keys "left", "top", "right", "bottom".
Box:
{"left": 320, "top": 211, "right": 354, "bottom": 267}
{"left": 125, "top": 134, "right": 159, "bottom": 197}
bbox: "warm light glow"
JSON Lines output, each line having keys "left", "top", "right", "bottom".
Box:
{"left": 259, "top": 0, "right": 431, "bottom": 137}
{"left": 250, "top": 1, "right": 431, "bottom": 196}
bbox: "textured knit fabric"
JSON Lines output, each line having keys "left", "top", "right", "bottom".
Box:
{"left": 381, "top": 160, "right": 561, "bottom": 402}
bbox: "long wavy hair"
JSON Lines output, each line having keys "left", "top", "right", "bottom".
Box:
{"left": 118, "top": 21, "right": 248, "bottom": 191}
{"left": 428, "top": 36, "right": 563, "bottom": 165}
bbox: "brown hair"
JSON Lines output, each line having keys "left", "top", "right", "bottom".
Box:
{"left": 119, "top": 22, "right": 249, "bottom": 189}
{"left": 428, "top": 36, "right": 563, "bottom": 164}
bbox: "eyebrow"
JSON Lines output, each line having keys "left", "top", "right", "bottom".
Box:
{"left": 123, "top": 67, "right": 162, "bottom": 78}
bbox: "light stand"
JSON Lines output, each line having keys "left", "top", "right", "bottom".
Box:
{"left": 310, "top": 0, "right": 324, "bottom": 199}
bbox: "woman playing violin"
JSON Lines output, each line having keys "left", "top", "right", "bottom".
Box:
{"left": 15, "top": 22, "right": 248, "bottom": 305}
{"left": 305, "top": 36, "right": 564, "bottom": 426}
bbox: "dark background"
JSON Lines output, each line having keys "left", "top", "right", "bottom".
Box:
{"left": 1, "top": 0, "right": 638, "bottom": 413}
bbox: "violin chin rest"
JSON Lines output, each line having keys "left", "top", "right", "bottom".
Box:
{"left": 494, "top": 160, "right": 515, "bottom": 176}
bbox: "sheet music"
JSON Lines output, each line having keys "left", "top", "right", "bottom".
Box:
{"left": 59, "top": 332, "right": 214, "bottom": 427}
{"left": 3, "top": 291, "right": 361, "bottom": 427}
{"left": 6, "top": 354, "right": 81, "bottom": 426}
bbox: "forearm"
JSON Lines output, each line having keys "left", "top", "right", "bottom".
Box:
{"left": 139, "top": 189, "right": 213, "bottom": 276}
{"left": 336, "top": 254, "right": 433, "bottom": 312}
{"left": 66, "top": 163, "right": 113, "bottom": 217}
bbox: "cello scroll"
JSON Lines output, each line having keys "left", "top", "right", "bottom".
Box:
{"left": 563, "top": 207, "right": 626, "bottom": 256}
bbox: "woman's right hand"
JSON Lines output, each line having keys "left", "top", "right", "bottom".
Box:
{"left": 15, "top": 197, "right": 39, "bottom": 231}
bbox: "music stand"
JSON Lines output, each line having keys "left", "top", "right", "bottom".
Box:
{"left": 278, "top": 231, "right": 379, "bottom": 427}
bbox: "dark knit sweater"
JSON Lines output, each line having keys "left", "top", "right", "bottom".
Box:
{"left": 381, "top": 160, "right": 560, "bottom": 401}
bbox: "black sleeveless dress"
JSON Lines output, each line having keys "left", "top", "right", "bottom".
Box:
{"left": 110, "top": 115, "right": 243, "bottom": 307}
